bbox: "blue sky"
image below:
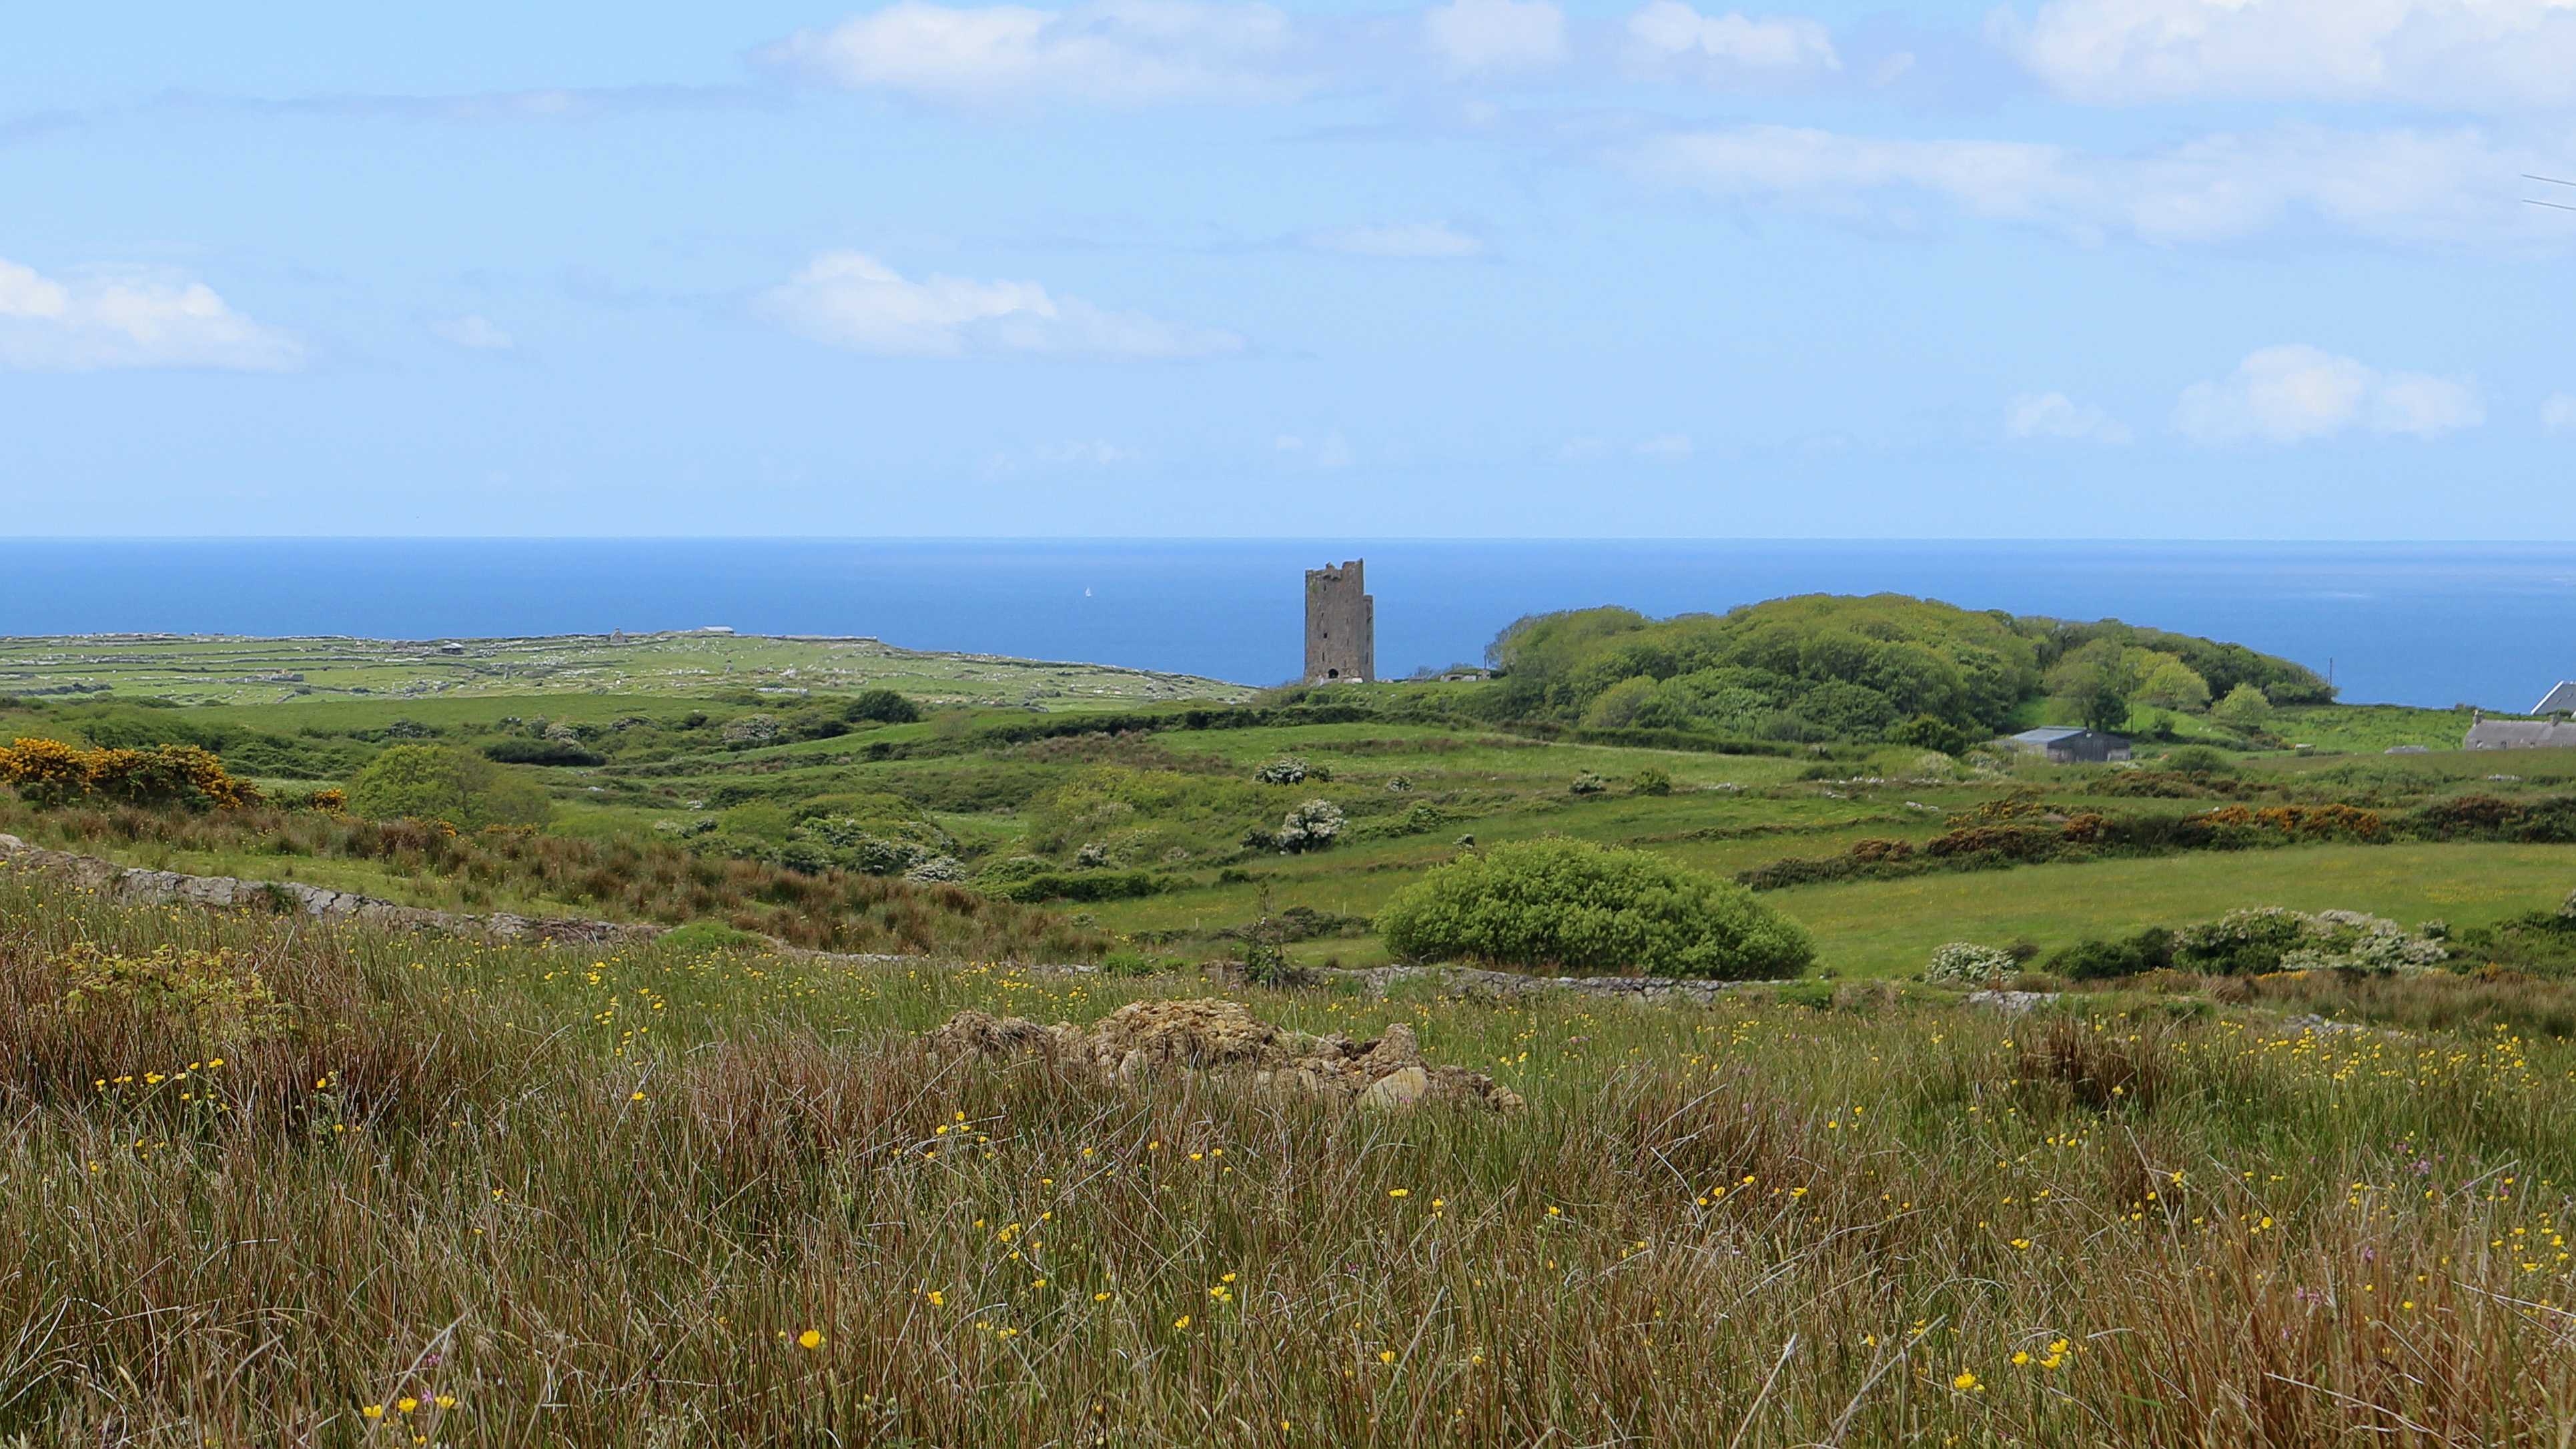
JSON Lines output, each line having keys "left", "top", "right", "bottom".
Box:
{"left": 5, "top": 0, "right": 2575, "bottom": 537}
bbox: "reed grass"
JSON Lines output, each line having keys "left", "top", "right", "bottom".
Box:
{"left": 4, "top": 868, "right": 2575, "bottom": 1446}
{"left": 0, "top": 799, "right": 1097, "bottom": 960}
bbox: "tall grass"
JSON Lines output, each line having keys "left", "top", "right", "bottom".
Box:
{"left": 4, "top": 869, "right": 2575, "bottom": 1444}
{"left": 0, "top": 798, "right": 1099, "bottom": 959}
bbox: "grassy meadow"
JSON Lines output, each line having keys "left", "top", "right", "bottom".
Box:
{"left": 0, "top": 632, "right": 1246, "bottom": 709}
{"left": 7, "top": 676, "right": 2576, "bottom": 977}
{"left": 12, "top": 616, "right": 2576, "bottom": 1444}
{"left": 11, "top": 869, "right": 2576, "bottom": 1445}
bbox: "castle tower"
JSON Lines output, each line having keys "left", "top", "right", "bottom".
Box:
{"left": 1304, "top": 560, "right": 1374, "bottom": 683}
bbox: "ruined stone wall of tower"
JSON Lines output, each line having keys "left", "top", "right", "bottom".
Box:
{"left": 1304, "top": 560, "right": 1374, "bottom": 683}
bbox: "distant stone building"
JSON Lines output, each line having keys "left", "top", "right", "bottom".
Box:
{"left": 2537, "top": 682, "right": 2576, "bottom": 714}
{"left": 1304, "top": 560, "right": 1374, "bottom": 684}
{"left": 2465, "top": 708, "right": 2576, "bottom": 749}
{"left": 2007, "top": 727, "right": 2132, "bottom": 764}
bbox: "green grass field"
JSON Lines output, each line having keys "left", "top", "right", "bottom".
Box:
{"left": 1783, "top": 843, "right": 2576, "bottom": 977}
{"left": 0, "top": 630, "right": 1246, "bottom": 708}
{"left": 11, "top": 631, "right": 2576, "bottom": 989}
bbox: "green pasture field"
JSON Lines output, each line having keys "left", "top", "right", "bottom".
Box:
{"left": 1779, "top": 841, "right": 2576, "bottom": 977}
{"left": 2248, "top": 741, "right": 2576, "bottom": 787}
{"left": 1087, "top": 841, "right": 2576, "bottom": 977}
{"left": 2268, "top": 702, "right": 2485, "bottom": 754}
{"left": 13, "top": 648, "right": 2576, "bottom": 987}
{"left": 0, "top": 630, "right": 1246, "bottom": 708}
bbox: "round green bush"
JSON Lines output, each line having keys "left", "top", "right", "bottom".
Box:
{"left": 1377, "top": 839, "right": 1815, "bottom": 980}
{"left": 2162, "top": 745, "right": 2232, "bottom": 775}
{"left": 343, "top": 745, "right": 552, "bottom": 830}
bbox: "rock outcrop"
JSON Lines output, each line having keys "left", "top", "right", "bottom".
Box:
{"left": 928, "top": 997, "right": 1524, "bottom": 1111}
{"left": 0, "top": 833, "right": 661, "bottom": 947}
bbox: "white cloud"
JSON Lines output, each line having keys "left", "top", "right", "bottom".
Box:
{"left": 1423, "top": 0, "right": 1566, "bottom": 76}
{"left": 2172, "top": 344, "right": 2482, "bottom": 444}
{"left": 2545, "top": 392, "right": 2576, "bottom": 433}
{"left": 755, "top": 252, "right": 1243, "bottom": 360}
{"left": 760, "top": 0, "right": 1308, "bottom": 108}
{"left": 1634, "top": 432, "right": 1696, "bottom": 459}
{"left": 427, "top": 314, "right": 515, "bottom": 351}
{"left": 2006, "top": 390, "right": 2134, "bottom": 444}
{"left": 1619, "top": 120, "right": 2554, "bottom": 250}
{"left": 0, "top": 256, "right": 300, "bottom": 372}
{"left": 1302, "top": 221, "right": 1486, "bottom": 258}
{"left": 1625, "top": 2, "right": 1838, "bottom": 79}
{"left": 2008, "top": 0, "right": 2576, "bottom": 111}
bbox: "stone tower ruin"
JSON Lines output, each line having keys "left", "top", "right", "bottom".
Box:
{"left": 1304, "top": 560, "right": 1374, "bottom": 684}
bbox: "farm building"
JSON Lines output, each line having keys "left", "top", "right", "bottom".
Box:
{"left": 2465, "top": 709, "right": 2576, "bottom": 749}
{"left": 2007, "top": 727, "right": 2132, "bottom": 764}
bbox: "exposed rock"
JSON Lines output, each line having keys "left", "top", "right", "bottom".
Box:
{"left": 928, "top": 996, "right": 1523, "bottom": 1111}
{"left": 1358, "top": 1066, "right": 1430, "bottom": 1109}
{"left": 1085, "top": 998, "right": 1283, "bottom": 1071}
{"left": 1963, "top": 989, "right": 2062, "bottom": 1015}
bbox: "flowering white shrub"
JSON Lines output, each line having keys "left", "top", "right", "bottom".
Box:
{"left": 905, "top": 855, "right": 965, "bottom": 883}
{"left": 1256, "top": 757, "right": 1312, "bottom": 785}
{"left": 1275, "top": 799, "right": 1345, "bottom": 853}
{"left": 2289, "top": 910, "right": 2446, "bottom": 974}
{"left": 721, "top": 714, "right": 778, "bottom": 746}
{"left": 1924, "top": 941, "right": 2018, "bottom": 986}
{"left": 2176, "top": 907, "right": 2445, "bottom": 975}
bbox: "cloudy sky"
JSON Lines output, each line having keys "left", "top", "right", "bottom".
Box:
{"left": 5, "top": 0, "right": 2575, "bottom": 536}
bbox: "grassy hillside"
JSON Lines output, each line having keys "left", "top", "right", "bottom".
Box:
{"left": 1, "top": 608, "right": 2567, "bottom": 985}
{"left": 0, "top": 630, "right": 1250, "bottom": 708}
{"left": 8, "top": 873, "right": 2576, "bottom": 1443}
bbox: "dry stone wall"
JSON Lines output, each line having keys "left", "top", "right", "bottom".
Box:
{"left": 0, "top": 833, "right": 660, "bottom": 947}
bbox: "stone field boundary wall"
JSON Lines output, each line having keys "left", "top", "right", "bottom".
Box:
{"left": 0, "top": 833, "right": 1796, "bottom": 1003}
{"left": 0, "top": 833, "right": 659, "bottom": 947}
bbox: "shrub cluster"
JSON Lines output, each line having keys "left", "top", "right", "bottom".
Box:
{"left": 1271, "top": 799, "right": 1345, "bottom": 854}
{"left": 2405, "top": 793, "right": 2576, "bottom": 844}
{"left": 1923, "top": 941, "right": 2018, "bottom": 987}
{"left": 2046, "top": 908, "right": 2447, "bottom": 980}
{"left": 345, "top": 745, "right": 550, "bottom": 831}
{"left": 0, "top": 737, "right": 258, "bottom": 811}
{"left": 1737, "top": 800, "right": 2386, "bottom": 891}
{"left": 1378, "top": 838, "right": 1815, "bottom": 979}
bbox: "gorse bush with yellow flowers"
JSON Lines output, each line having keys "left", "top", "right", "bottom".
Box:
{"left": 0, "top": 737, "right": 258, "bottom": 810}
{"left": 6, "top": 865, "right": 2576, "bottom": 1446}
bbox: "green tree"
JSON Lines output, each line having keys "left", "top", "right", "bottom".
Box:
{"left": 1577, "top": 676, "right": 1658, "bottom": 730}
{"left": 2210, "top": 683, "right": 2275, "bottom": 733}
{"left": 846, "top": 689, "right": 921, "bottom": 724}
{"left": 344, "top": 745, "right": 552, "bottom": 829}
{"left": 2046, "top": 640, "right": 2138, "bottom": 733}
{"left": 1377, "top": 839, "right": 1815, "bottom": 980}
{"left": 2138, "top": 657, "right": 2212, "bottom": 713}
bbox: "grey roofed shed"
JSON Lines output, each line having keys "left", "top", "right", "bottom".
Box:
{"left": 2007, "top": 727, "right": 2132, "bottom": 764}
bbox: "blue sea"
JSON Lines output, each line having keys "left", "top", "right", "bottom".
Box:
{"left": 2, "top": 539, "right": 2570, "bottom": 711}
